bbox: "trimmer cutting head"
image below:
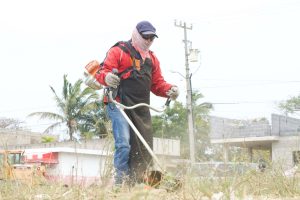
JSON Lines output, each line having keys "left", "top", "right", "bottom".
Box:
{"left": 143, "top": 170, "right": 183, "bottom": 191}
{"left": 143, "top": 170, "right": 164, "bottom": 188}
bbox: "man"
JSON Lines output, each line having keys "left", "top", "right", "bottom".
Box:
{"left": 95, "top": 20, "right": 179, "bottom": 186}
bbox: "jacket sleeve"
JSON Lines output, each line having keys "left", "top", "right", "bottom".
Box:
{"left": 95, "top": 47, "right": 122, "bottom": 86}
{"left": 150, "top": 53, "right": 173, "bottom": 97}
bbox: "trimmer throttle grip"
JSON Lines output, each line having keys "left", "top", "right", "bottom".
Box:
{"left": 112, "top": 68, "right": 118, "bottom": 75}
{"left": 107, "top": 68, "right": 119, "bottom": 101}
{"left": 165, "top": 98, "right": 171, "bottom": 107}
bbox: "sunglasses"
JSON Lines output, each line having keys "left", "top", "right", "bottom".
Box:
{"left": 142, "top": 34, "right": 156, "bottom": 41}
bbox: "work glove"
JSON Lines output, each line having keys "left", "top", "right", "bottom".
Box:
{"left": 166, "top": 86, "right": 179, "bottom": 100}
{"left": 105, "top": 72, "right": 120, "bottom": 89}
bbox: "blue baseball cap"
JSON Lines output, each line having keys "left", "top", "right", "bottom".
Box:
{"left": 136, "top": 21, "right": 158, "bottom": 38}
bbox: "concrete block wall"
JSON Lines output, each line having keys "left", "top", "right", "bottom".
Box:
{"left": 272, "top": 136, "right": 300, "bottom": 170}
{"left": 0, "top": 129, "right": 40, "bottom": 146}
{"left": 210, "top": 116, "right": 271, "bottom": 139}
{"left": 271, "top": 114, "right": 300, "bottom": 136}
{"left": 209, "top": 117, "right": 239, "bottom": 139}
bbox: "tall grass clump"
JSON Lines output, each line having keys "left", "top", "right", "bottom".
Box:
{"left": 1, "top": 162, "right": 300, "bottom": 199}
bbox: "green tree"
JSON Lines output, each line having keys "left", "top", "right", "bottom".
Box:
{"left": 279, "top": 95, "right": 300, "bottom": 115}
{"left": 192, "top": 92, "right": 213, "bottom": 161}
{"left": 152, "top": 101, "right": 187, "bottom": 138}
{"left": 28, "top": 75, "right": 102, "bottom": 140}
{"left": 152, "top": 90, "right": 213, "bottom": 160}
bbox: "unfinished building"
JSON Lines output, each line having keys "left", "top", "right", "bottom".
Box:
{"left": 210, "top": 114, "right": 300, "bottom": 170}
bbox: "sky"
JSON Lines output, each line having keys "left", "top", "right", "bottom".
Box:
{"left": 1, "top": 0, "right": 300, "bottom": 133}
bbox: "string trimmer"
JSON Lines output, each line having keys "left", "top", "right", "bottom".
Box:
{"left": 106, "top": 87, "right": 181, "bottom": 190}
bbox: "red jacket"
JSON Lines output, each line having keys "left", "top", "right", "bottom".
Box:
{"left": 95, "top": 42, "right": 172, "bottom": 99}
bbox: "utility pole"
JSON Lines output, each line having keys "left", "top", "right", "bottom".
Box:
{"left": 174, "top": 20, "right": 195, "bottom": 163}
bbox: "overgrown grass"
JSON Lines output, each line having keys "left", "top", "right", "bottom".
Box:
{"left": 1, "top": 164, "right": 300, "bottom": 200}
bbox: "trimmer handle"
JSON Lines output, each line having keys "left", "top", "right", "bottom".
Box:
{"left": 165, "top": 98, "right": 171, "bottom": 107}
{"left": 107, "top": 68, "right": 119, "bottom": 101}
{"left": 108, "top": 68, "right": 171, "bottom": 112}
{"left": 112, "top": 68, "right": 118, "bottom": 75}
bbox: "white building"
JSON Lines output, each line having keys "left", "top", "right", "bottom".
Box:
{"left": 21, "top": 137, "right": 180, "bottom": 186}
{"left": 24, "top": 147, "right": 110, "bottom": 185}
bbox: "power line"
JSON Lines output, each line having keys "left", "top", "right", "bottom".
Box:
{"left": 198, "top": 79, "right": 300, "bottom": 82}
{"left": 0, "top": 95, "right": 291, "bottom": 114}
{"left": 194, "top": 80, "right": 300, "bottom": 89}
{"left": 213, "top": 100, "right": 279, "bottom": 104}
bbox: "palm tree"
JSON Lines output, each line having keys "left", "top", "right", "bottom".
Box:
{"left": 28, "top": 74, "right": 101, "bottom": 140}
{"left": 79, "top": 101, "right": 109, "bottom": 139}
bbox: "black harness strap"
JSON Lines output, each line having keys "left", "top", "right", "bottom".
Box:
{"left": 115, "top": 41, "right": 143, "bottom": 79}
